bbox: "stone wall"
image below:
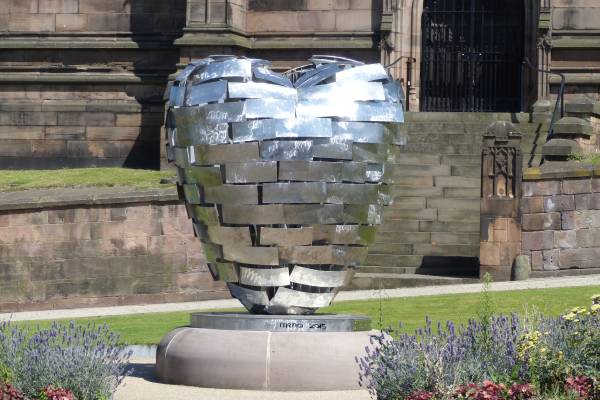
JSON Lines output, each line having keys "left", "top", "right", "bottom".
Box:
{"left": 0, "top": 187, "right": 227, "bottom": 311}
{"left": 521, "top": 170, "right": 600, "bottom": 276}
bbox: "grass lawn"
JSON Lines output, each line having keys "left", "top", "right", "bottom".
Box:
{"left": 0, "top": 168, "right": 175, "bottom": 191}
{"left": 15, "top": 285, "right": 600, "bottom": 345}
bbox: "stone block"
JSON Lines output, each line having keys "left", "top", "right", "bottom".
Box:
{"left": 521, "top": 196, "right": 545, "bottom": 213}
{"left": 334, "top": 10, "right": 371, "bottom": 30}
{"left": 438, "top": 209, "right": 479, "bottom": 223}
{"left": 532, "top": 99, "right": 552, "bottom": 113}
{"left": 554, "top": 230, "right": 577, "bottom": 249}
{"left": 523, "top": 180, "right": 561, "bottom": 196}
{"left": 512, "top": 255, "right": 531, "bottom": 280}
{"left": 543, "top": 194, "right": 574, "bottom": 212}
{"left": 9, "top": 0, "right": 38, "bottom": 13}
{"left": 32, "top": 140, "right": 67, "bottom": 157}
{"left": 0, "top": 126, "right": 44, "bottom": 140}
{"left": 576, "top": 229, "right": 600, "bottom": 248}
{"left": 531, "top": 250, "right": 543, "bottom": 271}
{"left": 434, "top": 176, "right": 479, "bottom": 188}
{"left": 559, "top": 248, "right": 600, "bottom": 268}
{"left": 521, "top": 231, "right": 554, "bottom": 251}
{"left": 562, "top": 210, "right": 600, "bottom": 229}
{"left": 66, "top": 141, "right": 119, "bottom": 158}
{"left": 58, "top": 112, "right": 115, "bottom": 126}
{"left": 56, "top": 14, "right": 87, "bottom": 32}
{"left": 297, "top": 10, "right": 335, "bottom": 31}
{"left": 389, "top": 197, "right": 426, "bottom": 209}
{"left": 418, "top": 221, "right": 479, "bottom": 233}
{"left": 522, "top": 212, "right": 561, "bottom": 231}
{"left": 565, "top": 95, "right": 600, "bottom": 117}
{"left": 426, "top": 198, "right": 479, "bottom": 210}
{"left": 79, "top": 0, "right": 130, "bottom": 13}
{"left": 563, "top": 178, "right": 592, "bottom": 194}
{"left": 507, "top": 220, "right": 521, "bottom": 242}
{"left": 39, "top": 0, "right": 78, "bottom": 13}
{"left": 86, "top": 13, "right": 130, "bottom": 31}
{"left": 393, "top": 176, "right": 434, "bottom": 187}
{"left": 45, "top": 126, "right": 85, "bottom": 140}
{"left": 431, "top": 232, "right": 478, "bottom": 245}
{"left": 480, "top": 265, "right": 511, "bottom": 281}
{"left": 553, "top": 117, "right": 593, "bottom": 137}
{"left": 542, "top": 138, "right": 581, "bottom": 158}
{"left": 593, "top": 178, "right": 600, "bottom": 192}
{"left": 87, "top": 127, "right": 140, "bottom": 141}
{"left": 542, "top": 249, "right": 559, "bottom": 271}
{"left": 575, "top": 193, "right": 600, "bottom": 210}
{"left": 9, "top": 13, "right": 55, "bottom": 32}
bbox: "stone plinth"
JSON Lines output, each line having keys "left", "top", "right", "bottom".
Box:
{"left": 156, "top": 313, "right": 375, "bottom": 391}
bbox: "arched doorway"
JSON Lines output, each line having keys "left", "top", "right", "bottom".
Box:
{"left": 420, "top": 0, "right": 524, "bottom": 112}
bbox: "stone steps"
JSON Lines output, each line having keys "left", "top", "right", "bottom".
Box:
{"left": 361, "top": 112, "right": 546, "bottom": 289}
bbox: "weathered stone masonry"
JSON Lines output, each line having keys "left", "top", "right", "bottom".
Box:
{"left": 521, "top": 171, "right": 600, "bottom": 276}
{"left": 0, "top": 188, "right": 227, "bottom": 311}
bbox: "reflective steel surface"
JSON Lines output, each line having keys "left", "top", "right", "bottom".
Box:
{"left": 167, "top": 55, "right": 404, "bottom": 315}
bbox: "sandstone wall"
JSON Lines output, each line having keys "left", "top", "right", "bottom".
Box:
{"left": 0, "top": 187, "right": 227, "bottom": 311}
{"left": 521, "top": 172, "right": 600, "bottom": 276}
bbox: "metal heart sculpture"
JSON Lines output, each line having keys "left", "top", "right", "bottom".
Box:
{"left": 165, "top": 55, "right": 405, "bottom": 315}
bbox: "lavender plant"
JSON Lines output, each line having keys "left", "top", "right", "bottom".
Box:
{"left": 0, "top": 321, "right": 132, "bottom": 400}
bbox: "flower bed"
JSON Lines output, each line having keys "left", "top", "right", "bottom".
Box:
{"left": 0, "top": 321, "right": 131, "bottom": 400}
{"left": 359, "top": 294, "right": 600, "bottom": 400}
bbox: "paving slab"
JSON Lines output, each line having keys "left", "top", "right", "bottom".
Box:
{"left": 115, "top": 357, "right": 371, "bottom": 400}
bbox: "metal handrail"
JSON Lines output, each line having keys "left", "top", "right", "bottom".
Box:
{"left": 522, "top": 57, "right": 565, "bottom": 141}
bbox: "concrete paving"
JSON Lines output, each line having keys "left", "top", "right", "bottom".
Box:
{"left": 115, "top": 357, "right": 371, "bottom": 400}
{"left": 1, "top": 275, "right": 599, "bottom": 322}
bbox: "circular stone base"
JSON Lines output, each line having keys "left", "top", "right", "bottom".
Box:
{"left": 156, "top": 313, "right": 374, "bottom": 391}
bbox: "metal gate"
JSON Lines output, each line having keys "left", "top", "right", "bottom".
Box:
{"left": 420, "top": 0, "right": 524, "bottom": 112}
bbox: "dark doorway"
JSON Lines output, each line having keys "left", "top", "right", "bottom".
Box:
{"left": 420, "top": 0, "right": 524, "bottom": 112}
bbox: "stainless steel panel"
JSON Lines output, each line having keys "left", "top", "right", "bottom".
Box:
{"left": 191, "top": 205, "right": 220, "bottom": 226}
{"left": 186, "top": 80, "right": 228, "bottom": 106}
{"left": 169, "top": 85, "right": 185, "bottom": 107}
{"left": 343, "top": 204, "right": 382, "bottom": 225}
{"left": 243, "top": 98, "right": 296, "bottom": 119}
{"left": 270, "top": 288, "right": 334, "bottom": 308}
{"left": 228, "top": 81, "right": 297, "bottom": 100}
{"left": 239, "top": 267, "right": 291, "bottom": 287}
{"left": 259, "top": 140, "right": 313, "bottom": 161}
{"left": 253, "top": 64, "right": 293, "bottom": 87}
{"left": 233, "top": 118, "right": 331, "bottom": 143}
{"left": 204, "top": 184, "right": 259, "bottom": 205}
{"left": 182, "top": 166, "right": 222, "bottom": 186}
{"left": 331, "top": 245, "right": 369, "bottom": 266}
{"left": 171, "top": 102, "right": 245, "bottom": 127}
{"left": 332, "top": 121, "right": 393, "bottom": 144}
{"left": 262, "top": 182, "right": 327, "bottom": 204}
{"left": 175, "top": 122, "right": 229, "bottom": 146}
{"left": 278, "top": 161, "right": 343, "bottom": 182}
{"left": 312, "top": 139, "right": 353, "bottom": 160}
{"left": 282, "top": 204, "right": 344, "bottom": 224}
{"left": 298, "top": 81, "right": 385, "bottom": 102}
{"left": 289, "top": 266, "right": 346, "bottom": 287}
{"left": 222, "top": 204, "right": 285, "bottom": 225}
{"left": 194, "top": 142, "right": 260, "bottom": 165}
{"left": 279, "top": 245, "right": 333, "bottom": 264}
{"left": 294, "top": 63, "right": 340, "bottom": 88}
{"left": 383, "top": 81, "right": 404, "bottom": 103}
{"left": 312, "top": 225, "right": 376, "bottom": 245}
{"left": 335, "top": 63, "right": 389, "bottom": 82}
{"left": 195, "top": 58, "right": 253, "bottom": 84}
{"left": 207, "top": 226, "right": 252, "bottom": 246}
{"left": 224, "top": 161, "right": 277, "bottom": 183}
{"left": 201, "top": 241, "right": 223, "bottom": 263}
{"left": 173, "top": 147, "right": 190, "bottom": 168}
{"left": 259, "top": 227, "right": 313, "bottom": 246}
{"left": 296, "top": 100, "right": 404, "bottom": 122}
{"left": 182, "top": 184, "right": 201, "bottom": 204}
{"left": 222, "top": 245, "right": 279, "bottom": 266}
{"left": 227, "top": 283, "right": 270, "bottom": 307}
{"left": 208, "top": 262, "right": 239, "bottom": 282}
{"left": 352, "top": 143, "right": 391, "bottom": 163}
{"left": 341, "top": 161, "right": 367, "bottom": 183}
{"left": 325, "top": 183, "right": 383, "bottom": 205}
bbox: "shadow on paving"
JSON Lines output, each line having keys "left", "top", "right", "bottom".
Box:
{"left": 126, "top": 362, "right": 157, "bottom": 383}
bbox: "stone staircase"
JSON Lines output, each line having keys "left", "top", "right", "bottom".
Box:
{"left": 349, "top": 112, "right": 547, "bottom": 289}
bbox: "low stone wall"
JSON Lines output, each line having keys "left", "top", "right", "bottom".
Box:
{"left": 0, "top": 187, "right": 227, "bottom": 312}
{"left": 521, "top": 167, "right": 600, "bottom": 276}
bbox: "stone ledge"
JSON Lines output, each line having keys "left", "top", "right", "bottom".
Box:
{"left": 0, "top": 100, "right": 165, "bottom": 113}
{"left": 523, "top": 163, "right": 600, "bottom": 181}
{"left": 0, "top": 186, "right": 179, "bottom": 211}
{"left": 0, "top": 73, "right": 167, "bottom": 84}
